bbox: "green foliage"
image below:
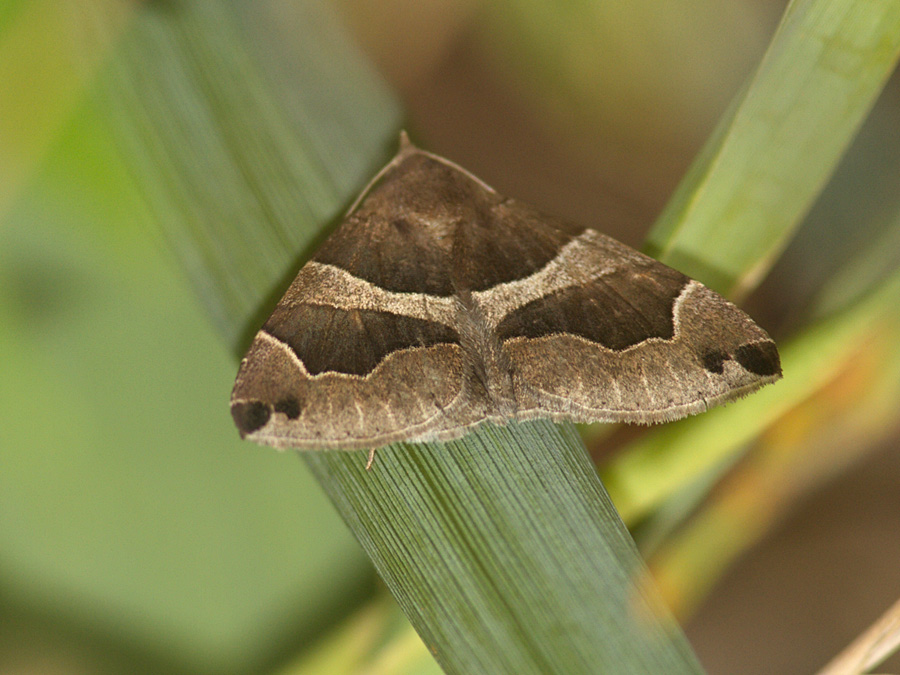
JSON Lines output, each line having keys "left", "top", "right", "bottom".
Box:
{"left": 647, "top": 0, "right": 900, "bottom": 298}
{"left": 2, "top": 0, "right": 900, "bottom": 673}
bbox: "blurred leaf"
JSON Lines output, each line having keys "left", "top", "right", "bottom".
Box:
{"left": 476, "top": 0, "right": 770, "bottom": 163}
{"left": 101, "top": 0, "right": 402, "bottom": 352}
{"left": 647, "top": 0, "right": 900, "bottom": 298}
{"left": 812, "top": 207, "right": 900, "bottom": 318}
{"left": 0, "top": 156, "right": 371, "bottom": 673}
{"left": 816, "top": 595, "right": 900, "bottom": 675}
{"left": 628, "top": 170, "right": 900, "bottom": 613}
{"left": 600, "top": 0, "right": 900, "bottom": 529}
{"left": 281, "top": 598, "right": 443, "bottom": 675}
{"left": 0, "top": 0, "right": 136, "bottom": 218}
{"left": 1, "top": 1, "right": 394, "bottom": 672}
{"left": 651, "top": 298, "right": 900, "bottom": 617}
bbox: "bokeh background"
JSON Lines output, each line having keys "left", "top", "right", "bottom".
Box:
{"left": 2, "top": 1, "right": 899, "bottom": 673}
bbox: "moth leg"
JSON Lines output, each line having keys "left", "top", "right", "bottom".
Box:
{"left": 365, "top": 447, "right": 377, "bottom": 471}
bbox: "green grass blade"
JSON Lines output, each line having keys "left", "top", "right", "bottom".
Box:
{"left": 101, "top": 0, "right": 401, "bottom": 352}
{"left": 604, "top": 0, "right": 900, "bottom": 526}
{"left": 647, "top": 0, "right": 900, "bottom": 297}
{"left": 99, "top": 1, "right": 704, "bottom": 672}
{"left": 305, "top": 422, "right": 702, "bottom": 674}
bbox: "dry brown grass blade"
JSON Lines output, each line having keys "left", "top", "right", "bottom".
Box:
{"left": 816, "top": 596, "right": 900, "bottom": 675}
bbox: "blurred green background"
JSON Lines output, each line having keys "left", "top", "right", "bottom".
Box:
{"left": 2, "top": 1, "right": 899, "bottom": 674}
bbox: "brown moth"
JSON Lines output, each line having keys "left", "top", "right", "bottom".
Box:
{"left": 231, "top": 133, "right": 781, "bottom": 466}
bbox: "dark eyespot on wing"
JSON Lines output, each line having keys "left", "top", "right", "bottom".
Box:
{"left": 734, "top": 341, "right": 781, "bottom": 377}
{"left": 275, "top": 396, "right": 301, "bottom": 420}
{"left": 702, "top": 350, "right": 730, "bottom": 374}
{"left": 232, "top": 400, "right": 271, "bottom": 435}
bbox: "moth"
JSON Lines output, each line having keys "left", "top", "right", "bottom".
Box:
{"left": 231, "top": 134, "right": 781, "bottom": 465}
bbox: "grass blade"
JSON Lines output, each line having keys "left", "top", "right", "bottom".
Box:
{"left": 101, "top": 0, "right": 401, "bottom": 351}
{"left": 99, "top": 1, "right": 704, "bottom": 672}
{"left": 602, "top": 0, "right": 900, "bottom": 534}
{"left": 647, "top": 0, "right": 900, "bottom": 297}
{"left": 816, "top": 595, "right": 900, "bottom": 675}
{"left": 305, "top": 422, "right": 702, "bottom": 674}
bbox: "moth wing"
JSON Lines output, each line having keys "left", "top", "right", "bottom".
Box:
{"left": 476, "top": 228, "right": 781, "bottom": 424}
{"left": 231, "top": 139, "right": 781, "bottom": 449}
{"left": 230, "top": 150, "right": 498, "bottom": 449}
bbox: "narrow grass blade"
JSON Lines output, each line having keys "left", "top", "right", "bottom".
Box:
{"left": 648, "top": 0, "right": 900, "bottom": 297}
{"left": 650, "top": 311, "right": 900, "bottom": 617}
{"left": 816, "top": 595, "right": 900, "bottom": 675}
